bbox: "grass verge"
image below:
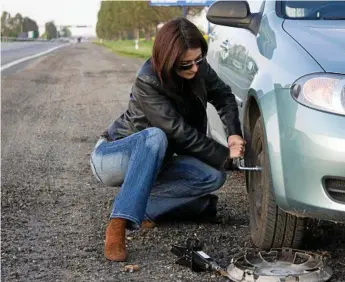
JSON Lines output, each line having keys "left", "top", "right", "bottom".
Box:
{"left": 94, "top": 39, "right": 153, "bottom": 59}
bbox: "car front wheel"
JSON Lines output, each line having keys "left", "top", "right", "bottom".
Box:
{"left": 247, "top": 116, "right": 305, "bottom": 249}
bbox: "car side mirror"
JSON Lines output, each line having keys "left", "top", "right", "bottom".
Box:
{"left": 206, "top": 1, "right": 261, "bottom": 35}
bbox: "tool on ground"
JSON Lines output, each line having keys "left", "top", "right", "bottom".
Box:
{"left": 234, "top": 158, "right": 263, "bottom": 171}
{"left": 170, "top": 238, "right": 230, "bottom": 278}
{"left": 171, "top": 239, "right": 333, "bottom": 281}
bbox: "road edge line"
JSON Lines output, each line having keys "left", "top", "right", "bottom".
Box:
{"left": 1, "top": 43, "right": 70, "bottom": 71}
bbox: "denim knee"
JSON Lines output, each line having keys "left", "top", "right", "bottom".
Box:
{"left": 144, "top": 127, "right": 168, "bottom": 153}
{"left": 209, "top": 170, "right": 226, "bottom": 191}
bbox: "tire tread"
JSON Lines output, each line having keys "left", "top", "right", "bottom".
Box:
{"left": 248, "top": 117, "right": 305, "bottom": 249}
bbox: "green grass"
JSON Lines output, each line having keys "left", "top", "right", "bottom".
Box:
{"left": 94, "top": 39, "right": 153, "bottom": 59}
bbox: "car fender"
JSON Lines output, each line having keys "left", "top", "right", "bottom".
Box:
{"left": 243, "top": 74, "right": 289, "bottom": 209}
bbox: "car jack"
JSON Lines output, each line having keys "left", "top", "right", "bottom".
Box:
{"left": 170, "top": 238, "right": 230, "bottom": 278}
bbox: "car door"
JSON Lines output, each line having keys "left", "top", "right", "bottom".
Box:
{"left": 206, "top": 22, "right": 229, "bottom": 146}
{"left": 206, "top": 1, "right": 264, "bottom": 145}
{"left": 217, "top": 0, "right": 265, "bottom": 121}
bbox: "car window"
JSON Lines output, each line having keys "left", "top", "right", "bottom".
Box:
{"left": 283, "top": 1, "right": 345, "bottom": 19}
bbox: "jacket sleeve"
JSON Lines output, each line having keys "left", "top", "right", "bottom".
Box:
{"left": 133, "top": 75, "right": 229, "bottom": 169}
{"left": 205, "top": 62, "right": 243, "bottom": 138}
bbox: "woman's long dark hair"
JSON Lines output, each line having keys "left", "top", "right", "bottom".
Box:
{"left": 151, "top": 18, "right": 208, "bottom": 84}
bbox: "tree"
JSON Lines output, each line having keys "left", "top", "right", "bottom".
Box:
{"left": 96, "top": 3, "right": 106, "bottom": 39}
{"left": 45, "top": 21, "right": 58, "bottom": 39}
{"left": 1, "top": 11, "right": 11, "bottom": 37}
{"left": 22, "top": 17, "right": 39, "bottom": 38}
{"left": 0, "top": 12, "right": 22, "bottom": 37}
{"left": 60, "top": 26, "right": 72, "bottom": 37}
{"left": 13, "top": 13, "right": 23, "bottom": 35}
{"left": 95, "top": 1, "right": 204, "bottom": 40}
{"left": 1, "top": 11, "right": 39, "bottom": 38}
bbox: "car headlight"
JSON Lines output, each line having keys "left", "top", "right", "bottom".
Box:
{"left": 291, "top": 73, "right": 345, "bottom": 116}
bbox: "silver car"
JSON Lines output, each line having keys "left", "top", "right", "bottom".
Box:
{"left": 206, "top": 0, "right": 345, "bottom": 248}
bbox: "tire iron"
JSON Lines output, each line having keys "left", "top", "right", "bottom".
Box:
{"left": 234, "top": 158, "right": 263, "bottom": 171}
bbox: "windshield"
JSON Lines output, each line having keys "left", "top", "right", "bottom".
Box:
{"left": 282, "top": 1, "right": 345, "bottom": 19}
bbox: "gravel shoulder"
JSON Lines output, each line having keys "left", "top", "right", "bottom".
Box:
{"left": 1, "top": 43, "right": 344, "bottom": 282}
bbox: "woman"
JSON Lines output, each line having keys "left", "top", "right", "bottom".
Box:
{"left": 90, "top": 18, "right": 245, "bottom": 262}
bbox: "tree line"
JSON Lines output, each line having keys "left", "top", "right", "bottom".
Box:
{"left": 1, "top": 11, "right": 39, "bottom": 38}
{"left": 96, "top": 1, "right": 203, "bottom": 40}
{"left": 1, "top": 11, "right": 72, "bottom": 40}
{"left": 42, "top": 22, "right": 72, "bottom": 39}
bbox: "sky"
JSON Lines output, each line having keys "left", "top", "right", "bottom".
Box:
{"left": 1, "top": 0, "right": 101, "bottom": 37}
{"left": 1, "top": 0, "right": 242, "bottom": 38}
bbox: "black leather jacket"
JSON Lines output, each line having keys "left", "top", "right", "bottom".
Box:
{"left": 104, "top": 58, "right": 242, "bottom": 169}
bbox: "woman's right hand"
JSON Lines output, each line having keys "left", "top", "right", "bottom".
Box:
{"left": 229, "top": 144, "right": 244, "bottom": 159}
{"left": 228, "top": 135, "right": 245, "bottom": 159}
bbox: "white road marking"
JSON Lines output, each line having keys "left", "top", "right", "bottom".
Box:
{"left": 1, "top": 44, "right": 69, "bottom": 71}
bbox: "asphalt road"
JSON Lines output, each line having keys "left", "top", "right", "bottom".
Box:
{"left": 1, "top": 41, "right": 68, "bottom": 74}
{"left": 1, "top": 43, "right": 345, "bottom": 282}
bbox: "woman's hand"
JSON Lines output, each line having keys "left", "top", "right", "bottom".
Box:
{"left": 228, "top": 135, "right": 246, "bottom": 159}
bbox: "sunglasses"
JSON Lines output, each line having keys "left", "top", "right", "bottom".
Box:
{"left": 177, "top": 56, "right": 204, "bottom": 71}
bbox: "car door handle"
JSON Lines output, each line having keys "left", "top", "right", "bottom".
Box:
{"left": 220, "top": 40, "right": 230, "bottom": 50}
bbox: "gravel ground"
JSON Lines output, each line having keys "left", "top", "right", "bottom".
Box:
{"left": 1, "top": 43, "right": 345, "bottom": 282}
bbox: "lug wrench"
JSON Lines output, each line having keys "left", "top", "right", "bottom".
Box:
{"left": 234, "top": 158, "right": 263, "bottom": 171}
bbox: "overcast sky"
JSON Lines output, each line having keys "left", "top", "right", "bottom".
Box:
{"left": 2, "top": 0, "right": 253, "bottom": 37}
{"left": 1, "top": 0, "right": 101, "bottom": 36}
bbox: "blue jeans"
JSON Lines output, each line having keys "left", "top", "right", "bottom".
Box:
{"left": 90, "top": 127, "right": 226, "bottom": 229}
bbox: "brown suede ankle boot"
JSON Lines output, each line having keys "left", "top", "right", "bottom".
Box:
{"left": 104, "top": 218, "right": 128, "bottom": 261}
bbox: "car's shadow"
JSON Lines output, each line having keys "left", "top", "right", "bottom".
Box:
{"left": 302, "top": 219, "right": 345, "bottom": 281}
{"left": 303, "top": 219, "right": 345, "bottom": 249}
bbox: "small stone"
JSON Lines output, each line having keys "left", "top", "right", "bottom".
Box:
{"left": 83, "top": 247, "right": 96, "bottom": 252}
{"left": 10, "top": 272, "right": 19, "bottom": 278}
{"left": 124, "top": 264, "right": 139, "bottom": 273}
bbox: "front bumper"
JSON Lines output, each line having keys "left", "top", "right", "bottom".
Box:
{"left": 261, "top": 88, "right": 345, "bottom": 222}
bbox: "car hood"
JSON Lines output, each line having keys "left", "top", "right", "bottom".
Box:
{"left": 283, "top": 20, "right": 345, "bottom": 74}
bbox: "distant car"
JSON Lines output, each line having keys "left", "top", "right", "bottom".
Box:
{"left": 206, "top": 0, "right": 345, "bottom": 249}
{"left": 59, "top": 37, "right": 70, "bottom": 42}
